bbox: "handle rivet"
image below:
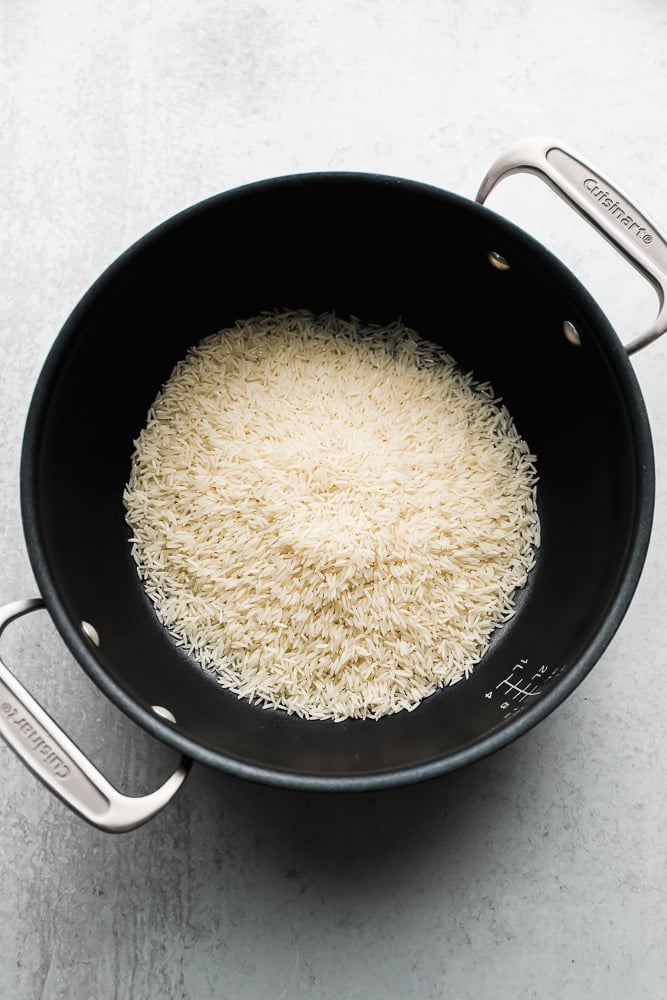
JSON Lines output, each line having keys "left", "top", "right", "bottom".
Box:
{"left": 563, "top": 320, "right": 581, "bottom": 346}
{"left": 488, "top": 251, "right": 510, "bottom": 271}
{"left": 152, "top": 705, "right": 177, "bottom": 724}
{"left": 81, "top": 621, "right": 100, "bottom": 646}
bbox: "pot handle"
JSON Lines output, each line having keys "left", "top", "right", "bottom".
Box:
{"left": 0, "top": 598, "right": 191, "bottom": 833}
{"left": 475, "top": 136, "right": 667, "bottom": 354}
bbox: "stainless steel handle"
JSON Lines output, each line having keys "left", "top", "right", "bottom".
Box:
{"left": 475, "top": 136, "right": 667, "bottom": 354}
{"left": 0, "top": 599, "right": 190, "bottom": 832}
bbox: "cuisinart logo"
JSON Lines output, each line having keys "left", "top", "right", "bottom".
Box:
{"left": 583, "top": 177, "right": 653, "bottom": 244}
{"left": 1, "top": 701, "right": 71, "bottom": 779}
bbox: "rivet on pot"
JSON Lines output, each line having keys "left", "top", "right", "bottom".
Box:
{"left": 488, "top": 251, "right": 510, "bottom": 271}
{"left": 152, "top": 705, "right": 177, "bottom": 724}
{"left": 563, "top": 320, "right": 581, "bottom": 346}
{"left": 81, "top": 621, "right": 100, "bottom": 646}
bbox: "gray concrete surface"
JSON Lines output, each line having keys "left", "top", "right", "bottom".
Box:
{"left": 1, "top": 2, "right": 666, "bottom": 997}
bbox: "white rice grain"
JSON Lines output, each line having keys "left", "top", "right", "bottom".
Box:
{"left": 124, "top": 309, "right": 540, "bottom": 721}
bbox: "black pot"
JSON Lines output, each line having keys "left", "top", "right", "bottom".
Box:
{"left": 1, "top": 138, "right": 665, "bottom": 831}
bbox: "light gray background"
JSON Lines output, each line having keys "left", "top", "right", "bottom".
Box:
{"left": 2, "top": 2, "right": 666, "bottom": 998}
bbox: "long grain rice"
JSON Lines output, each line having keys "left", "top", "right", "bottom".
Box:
{"left": 123, "top": 309, "right": 540, "bottom": 721}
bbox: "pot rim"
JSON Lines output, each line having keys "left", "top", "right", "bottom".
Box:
{"left": 19, "top": 171, "right": 656, "bottom": 791}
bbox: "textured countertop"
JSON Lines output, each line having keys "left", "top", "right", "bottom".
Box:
{"left": 1, "top": 2, "right": 666, "bottom": 997}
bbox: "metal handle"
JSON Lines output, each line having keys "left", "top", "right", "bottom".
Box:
{"left": 475, "top": 136, "right": 667, "bottom": 354}
{"left": 0, "top": 599, "right": 191, "bottom": 832}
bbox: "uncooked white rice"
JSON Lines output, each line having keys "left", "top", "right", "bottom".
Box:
{"left": 124, "top": 309, "right": 540, "bottom": 721}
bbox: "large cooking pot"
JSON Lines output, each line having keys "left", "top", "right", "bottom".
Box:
{"left": 2, "top": 138, "right": 666, "bottom": 832}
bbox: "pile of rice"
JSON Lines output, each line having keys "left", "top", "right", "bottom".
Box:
{"left": 124, "top": 309, "right": 539, "bottom": 721}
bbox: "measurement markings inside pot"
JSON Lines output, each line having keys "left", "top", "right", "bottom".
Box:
{"left": 484, "top": 659, "right": 569, "bottom": 719}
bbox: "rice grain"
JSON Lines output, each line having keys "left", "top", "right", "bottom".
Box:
{"left": 124, "top": 309, "right": 540, "bottom": 721}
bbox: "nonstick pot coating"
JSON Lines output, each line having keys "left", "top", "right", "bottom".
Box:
{"left": 20, "top": 174, "right": 654, "bottom": 788}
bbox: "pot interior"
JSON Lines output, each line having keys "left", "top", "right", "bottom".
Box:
{"left": 21, "top": 174, "right": 653, "bottom": 786}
